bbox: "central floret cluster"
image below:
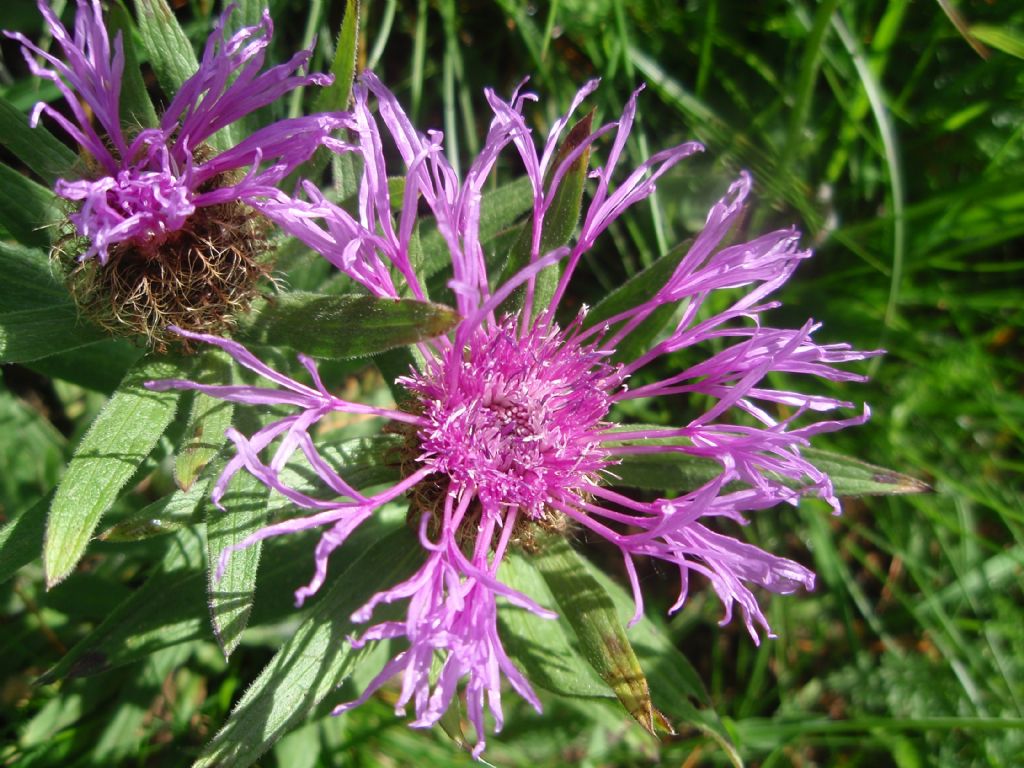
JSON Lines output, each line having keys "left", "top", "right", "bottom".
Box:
{"left": 403, "top": 315, "right": 619, "bottom": 517}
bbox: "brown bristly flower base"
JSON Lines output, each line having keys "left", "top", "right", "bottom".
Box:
{"left": 61, "top": 200, "right": 270, "bottom": 353}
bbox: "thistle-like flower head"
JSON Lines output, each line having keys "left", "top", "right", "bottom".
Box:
{"left": 6, "top": 1, "right": 344, "bottom": 342}
{"left": 150, "top": 73, "right": 879, "bottom": 756}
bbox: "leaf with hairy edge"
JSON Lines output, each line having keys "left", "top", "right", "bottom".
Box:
{"left": 0, "top": 304, "right": 107, "bottom": 363}
{"left": 98, "top": 481, "right": 210, "bottom": 543}
{"left": 531, "top": 533, "right": 670, "bottom": 737}
{"left": 577, "top": 546, "right": 742, "bottom": 767}
{"left": 500, "top": 112, "right": 594, "bottom": 317}
{"left": 235, "top": 293, "right": 459, "bottom": 359}
{"left": 315, "top": 0, "right": 359, "bottom": 112}
{"left": 37, "top": 525, "right": 208, "bottom": 684}
{"left": 133, "top": 0, "right": 197, "bottom": 94}
{"left": 0, "top": 243, "right": 107, "bottom": 362}
{"left": 0, "top": 96, "right": 77, "bottom": 184}
{"left": 106, "top": 3, "right": 159, "bottom": 129}
{"left": 800, "top": 447, "right": 930, "bottom": 496}
{"left": 498, "top": 550, "right": 613, "bottom": 698}
{"left": 44, "top": 356, "right": 189, "bottom": 587}
{"left": 607, "top": 427, "right": 928, "bottom": 497}
{"left": 0, "top": 494, "right": 50, "bottom": 585}
{"left": 583, "top": 242, "right": 688, "bottom": 362}
{"left": 38, "top": 507, "right": 405, "bottom": 684}
{"left": 206, "top": 469, "right": 270, "bottom": 658}
{"left": 0, "top": 163, "right": 58, "bottom": 248}
{"left": 132, "top": 0, "right": 209, "bottom": 137}
{"left": 175, "top": 350, "right": 233, "bottom": 490}
{"left": 193, "top": 525, "right": 423, "bottom": 768}
{"left": 419, "top": 176, "right": 535, "bottom": 279}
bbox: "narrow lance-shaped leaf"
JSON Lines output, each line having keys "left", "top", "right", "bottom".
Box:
{"left": 583, "top": 241, "right": 688, "bottom": 363}
{"left": 498, "top": 550, "right": 614, "bottom": 698}
{"left": 577, "top": 544, "right": 742, "bottom": 766}
{"left": 0, "top": 162, "right": 58, "bottom": 248}
{"left": 500, "top": 111, "right": 595, "bottom": 317}
{"left": 205, "top": 468, "right": 270, "bottom": 659}
{"left": 0, "top": 95, "right": 77, "bottom": 184}
{"left": 0, "top": 494, "right": 50, "bottom": 586}
{"left": 106, "top": 2, "right": 159, "bottom": 129}
{"left": 175, "top": 349, "right": 234, "bottom": 490}
{"left": 234, "top": 292, "right": 459, "bottom": 359}
{"left": 38, "top": 524, "right": 209, "bottom": 683}
{"left": 133, "top": 0, "right": 199, "bottom": 97}
{"left": 799, "top": 447, "right": 930, "bottom": 496}
{"left": 40, "top": 518, "right": 358, "bottom": 683}
{"left": 605, "top": 427, "right": 928, "bottom": 497}
{"left": 133, "top": 0, "right": 199, "bottom": 96}
{"left": 315, "top": 0, "right": 360, "bottom": 112}
{"left": 193, "top": 525, "right": 424, "bottom": 768}
{"left": 532, "top": 532, "right": 671, "bottom": 736}
{"left": 44, "top": 356, "right": 189, "bottom": 587}
{"left": 98, "top": 480, "right": 210, "bottom": 543}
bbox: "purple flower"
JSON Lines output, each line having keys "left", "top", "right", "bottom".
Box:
{"left": 6, "top": 0, "right": 343, "bottom": 264}
{"left": 149, "top": 73, "right": 878, "bottom": 755}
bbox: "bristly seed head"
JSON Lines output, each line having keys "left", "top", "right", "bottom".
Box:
{"left": 59, "top": 189, "right": 269, "bottom": 352}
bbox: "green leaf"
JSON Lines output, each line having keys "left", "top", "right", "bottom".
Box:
{"left": 286, "top": 434, "right": 405, "bottom": 491}
{"left": 969, "top": 24, "right": 1024, "bottom": 60}
{"left": 532, "top": 533, "right": 670, "bottom": 736}
{"left": 133, "top": 0, "right": 199, "bottom": 100}
{"left": 315, "top": 0, "right": 360, "bottom": 112}
{"left": 0, "top": 305, "right": 107, "bottom": 363}
{"left": 584, "top": 242, "right": 687, "bottom": 362}
{"left": 175, "top": 350, "right": 233, "bottom": 490}
{"left": 499, "top": 111, "right": 594, "bottom": 317}
{"left": 0, "top": 162, "right": 58, "bottom": 248}
{"left": 37, "top": 525, "right": 210, "bottom": 683}
{"left": 419, "top": 176, "right": 535, "bottom": 279}
{"left": 0, "top": 243, "right": 108, "bottom": 363}
{"left": 0, "top": 242, "right": 66, "bottom": 311}
{"left": 107, "top": 2, "right": 159, "bottom": 129}
{"left": 498, "top": 550, "right": 614, "bottom": 698}
{"left": 0, "top": 96, "right": 77, "bottom": 184}
{"left": 234, "top": 292, "right": 459, "bottom": 359}
{"left": 613, "top": 450, "right": 722, "bottom": 491}
{"left": 800, "top": 447, "right": 930, "bottom": 496}
{"left": 44, "top": 356, "right": 188, "bottom": 587}
{"left": 26, "top": 339, "right": 143, "bottom": 393}
{"left": 193, "top": 525, "right": 424, "bottom": 768}
{"left": 576, "top": 546, "right": 742, "bottom": 766}
{"left": 206, "top": 469, "right": 270, "bottom": 658}
{"left": 0, "top": 494, "right": 50, "bottom": 585}
{"left": 607, "top": 428, "right": 929, "bottom": 496}
{"left": 97, "top": 481, "right": 210, "bottom": 543}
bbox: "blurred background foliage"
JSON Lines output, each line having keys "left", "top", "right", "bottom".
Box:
{"left": 1, "top": 0, "right": 1022, "bottom": 765}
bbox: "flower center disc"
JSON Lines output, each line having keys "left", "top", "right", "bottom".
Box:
{"left": 405, "top": 316, "right": 619, "bottom": 518}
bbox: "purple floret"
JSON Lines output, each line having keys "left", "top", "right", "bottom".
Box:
{"left": 6, "top": 1, "right": 343, "bottom": 263}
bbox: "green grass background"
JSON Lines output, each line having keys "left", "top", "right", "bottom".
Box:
{"left": 1, "top": 0, "right": 1022, "bottom": 765}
